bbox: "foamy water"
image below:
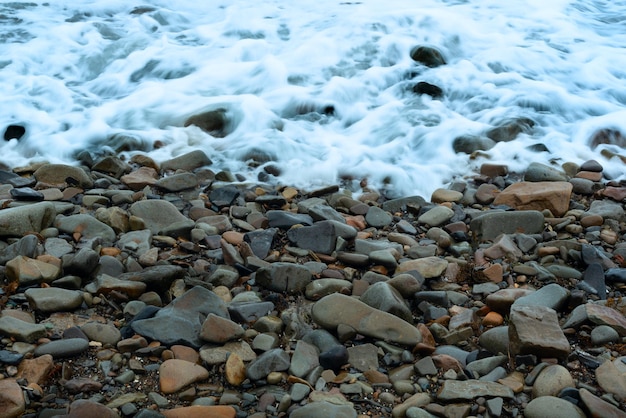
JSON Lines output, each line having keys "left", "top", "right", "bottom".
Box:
{"left": 2, "top": 0, "right": 626, "bottom": 198}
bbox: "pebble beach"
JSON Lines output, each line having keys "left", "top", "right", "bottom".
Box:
{"left": 1, "top": 152, "right": 626, "bottom": 418}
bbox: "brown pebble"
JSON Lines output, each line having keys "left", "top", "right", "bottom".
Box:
{"left": 580, "top": 214, "right": 604, "bottom": 227}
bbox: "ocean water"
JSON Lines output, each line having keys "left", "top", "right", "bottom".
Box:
{"left": 2, "top": 0, "right": 626, "bottom": 198}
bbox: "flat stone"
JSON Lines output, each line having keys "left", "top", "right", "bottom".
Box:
{"left": 55, "top": 214, "right": 116, "bottom": 242}
{"left": 290, "top": 402, "right": 357, "bottom": 418}
{"left": 255, "top": 262, "right": 312, "bottom": 293}
{"left": 493, "top": 181, "right": 572, "bottom": 216}
{"left": 365, "top": 206, "right": 393, "bottom": 228}
{"left": 512, "top": 283, "right": 570, "bottom": 311}
{"left": 591, "top": 325, "right": 620, "bottom": 345}
{"left": 579, "top": 387, "right": 626, "bottom": 418}
{"left": 397, "top": 257, "right": 448, "bottom": 278}
{"left": 587, "top": 200, "right": 625, "bottom": 221}
{"left": 287, "top": 220, "right": 357, "bottom": 255}
{"left": 80, "top": 322, "right": 122, "bottom": 346}
{"left": 85, "top": 274, "right": 147, "bottom": 299}
{"left": 160, "top": 150, "right": 212, "bottom": 172}
{"left": 431, "top": 189, "right": 463, "bottom": 203}
{"left": 200, "top": 313, "right": 244, "bottom": 344}
{"left": 508, "top": 305, "right": 571, "bottom": 360}
{"left": 523, "top": 162, "right": 568, "bottom": 182}
{"left": 305, "top": 278, "right": 353, "bottom": 300}
{"left": 129, "top": 200, "right": 193, "bottom": 235}
{"left": 289, "top": 340, "right": 320, "bottom": 378}
{"left": 312, "top": 293, "right": 422, "bottom": 347}
{"left": 159, "top": 359, "right": 209, "bottom": 394}
{"left": 66, "top": 399, "right": 120, "bottom": 418}
{"left": 155, "top": 172, "right": 198, "bottom": 192}
{"left": 25, "top": 287, "right": 83, "bottom": 312}
{"left": 161, "top": 406, "right": 235, "bottom": 418}
{"left": 16, "top": 354, "right": 54, "bottom": 384}
{"left": 470, "top": 210, "right": 544, "bottom": 242}
{"left": 200, "top": 341, "right": 257, "bottom": 365}
{"left": 418, "top": 206, "right": 454, "bottom": 227}
{"left": 0, "top": 316, "right": 47, "bottom": 343}
{"left": 437, "top": 380, "right": 514, "bottom": 401}
{"left": 347, "top": 343, "right": 379, "bottom": 372}
{"left": 586, "top": 303, "right": 626, "bottom": 336}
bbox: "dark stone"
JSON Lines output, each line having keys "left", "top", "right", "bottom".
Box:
{"left": 302, "top": 329, "right": 342, "bottom": 353}
{"left": 209, "top": 186, "right": 240, "bottom": 208}
{"left": 255, "top": 194, "right": 288, "bottom": 208}
{"left": 319, "top": 345, "right": 349, "bottom": 371}
{"left": 6, "top": 175, "right": 36, "bottom": 188}
{"left": 10, "top": 187, "right": 44, "bottom": 201}
{"left": 119, "top": 265, "right": 186, "bottom": 294}
{"left": 184, "top": 108, "right": 228, "bottom": 137}
{"left": 62, "top": 248, "right": 100, "bottom": 278}
{"left": 452, "top": 135, "right": 496, "bottom": 154}
{"left": 244, "top": 228, "right": 277, "bottom": 259}
{"left": 413, "top": 82, "right": 443, "bottom": 98}
{"left": 410, "top": 46, "right": 446, "bottom": 67}
{"left": 0, "top": 349, "right": 24, "bottom": 365}
{"left": 606, "top": 268, "right": 626, "bottom": 283}
{"left": 582, "top": 262, "right": 606, "bottom": 299}
{"left": 0, "top": 234, "right": 40, "bottom": 265}
{"left": 485, "top": 118, "right": 535, "bottom": 143}
{"left": 589, "top": 128, "right": 626, "bottom": 149}
{"left": 62, "top": 326, "right": 89, "bottom": 341}
{"left": 4, "top": 124, "right": 26, "bottom": 140}
{"left": 254, "top": 262, "right": 312, "bottom": 293}
{"left": 0, "top": 170, "right": 19, "bottom": 183}
{"left": 121, "top": 305, "right": 161, "bottom": 338}
{"left": 228, "top": 301, "right": 275, "bottom": 323}
{"left": 266, "top": 210, "right": 314, "bottom": 228}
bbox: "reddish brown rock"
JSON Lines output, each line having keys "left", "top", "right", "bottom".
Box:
{"left": 17, "top": 354, "right": 54, "bottom": 385}
{"left": 602, "top": 186, "right": 626, "bottom": 202}
{"left": 225, "top": 352, "right": 246, "bottom": 386}
{"left": 67, "top": 399, "right": 120, "bottom": 418}
{"left": 161, "top": 406, "right": 236, "bottom": 418}
{"left": 509, "top": 305, "right": 571, "bottom": 360}
{"left": 586, "top": 303, "right": 626, "bottom": 336}
{"left": 0, "top": 379, "right": 25, "bottom": 418}
{"left": 579, "top": 387, "right": 626, "bottom": 418}
{"left": 159, "top": 359, "right": 209, "bottom": 394}
{"left": 120, "top": 166, "right": 158, "bottom": 190}
{"left": 493, "top": 181, "right": 573, "bottom": 216}
{"left": 200, "top": 313, "right": 245, "bottom": 344}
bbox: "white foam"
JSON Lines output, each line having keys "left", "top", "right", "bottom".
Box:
{"left": 1, "top": 0, "right": 625, "bottom": 198}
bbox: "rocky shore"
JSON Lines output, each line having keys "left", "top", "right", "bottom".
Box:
{"left": 1, "top": 151, "right": 626, "bottom": 418}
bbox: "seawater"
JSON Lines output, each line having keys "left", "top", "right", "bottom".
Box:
{"left": 2, "top": 0, "right": 626, "bottom": 198}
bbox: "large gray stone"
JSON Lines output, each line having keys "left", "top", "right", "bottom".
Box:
{"left": 255, "top": 262, "right": 312, "bottom": 294}
{"left": 470, "top": 210, "right": 544, "bottom": 242}
{"left": 131, "top": 286, "right": 229, "bottom": 348}
{"left": 287, "top": 220, "right": 357, "bottom": 254}
{"left": 25, "top": 288, "right": 84, "bottom": 312}
{"left": 311, "top": 293, "right": 421, "bottom": 347}
{"left": 437, "top": 380, "right": 514, "bottom": 400}
{"left": 0, "top": 202, "right": 56, "bottom": 237}
{"left": 359, "top": 281, "right": 412, "bottom": 322}
{"left": 55, "top": 214, "right": 116, "bottom": 242}
{"left": 129, "top": 200, "right": 192, "bottom": 235}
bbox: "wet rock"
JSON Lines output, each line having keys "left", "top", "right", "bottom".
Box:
{"left": 365, "top": 206, "right": 393, "bottom": 227}
{"left": 486, "top": 118, "right": 534, "bottom": 143}
{"left": 413, "top": 81, "right": 443, "bottom": 98}
{"left": 418, "top": 206, "right": 454, "bottom": 226}
{"left": 311, "top": 293, "right": 422, "bottom": 347}
{"left": 155, "top": 172, "right": 198, "bottom": 192}
{"left": 34, "top": 164, "right": 93, "bottom": 188}
{"left": 161, "top": 150, "right": 213, "bottom": 172}
{"left": 525, "top": 396, "right": 585, "bottom": 418}
{"left": 523, "top": 162, "right": 568, "bottom": 182}
{"left": 586, "top": 199, "right": 625, "bottom": 221}
{"left": 410, "top": 45, "right": 446, "bottom": 67}
{"left": 267, "top": 210, "right": 313, "bottom": 228}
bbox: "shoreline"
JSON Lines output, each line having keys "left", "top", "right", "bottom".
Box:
{"left": 1, "top": 151, "right": 626, "bottom": 418}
